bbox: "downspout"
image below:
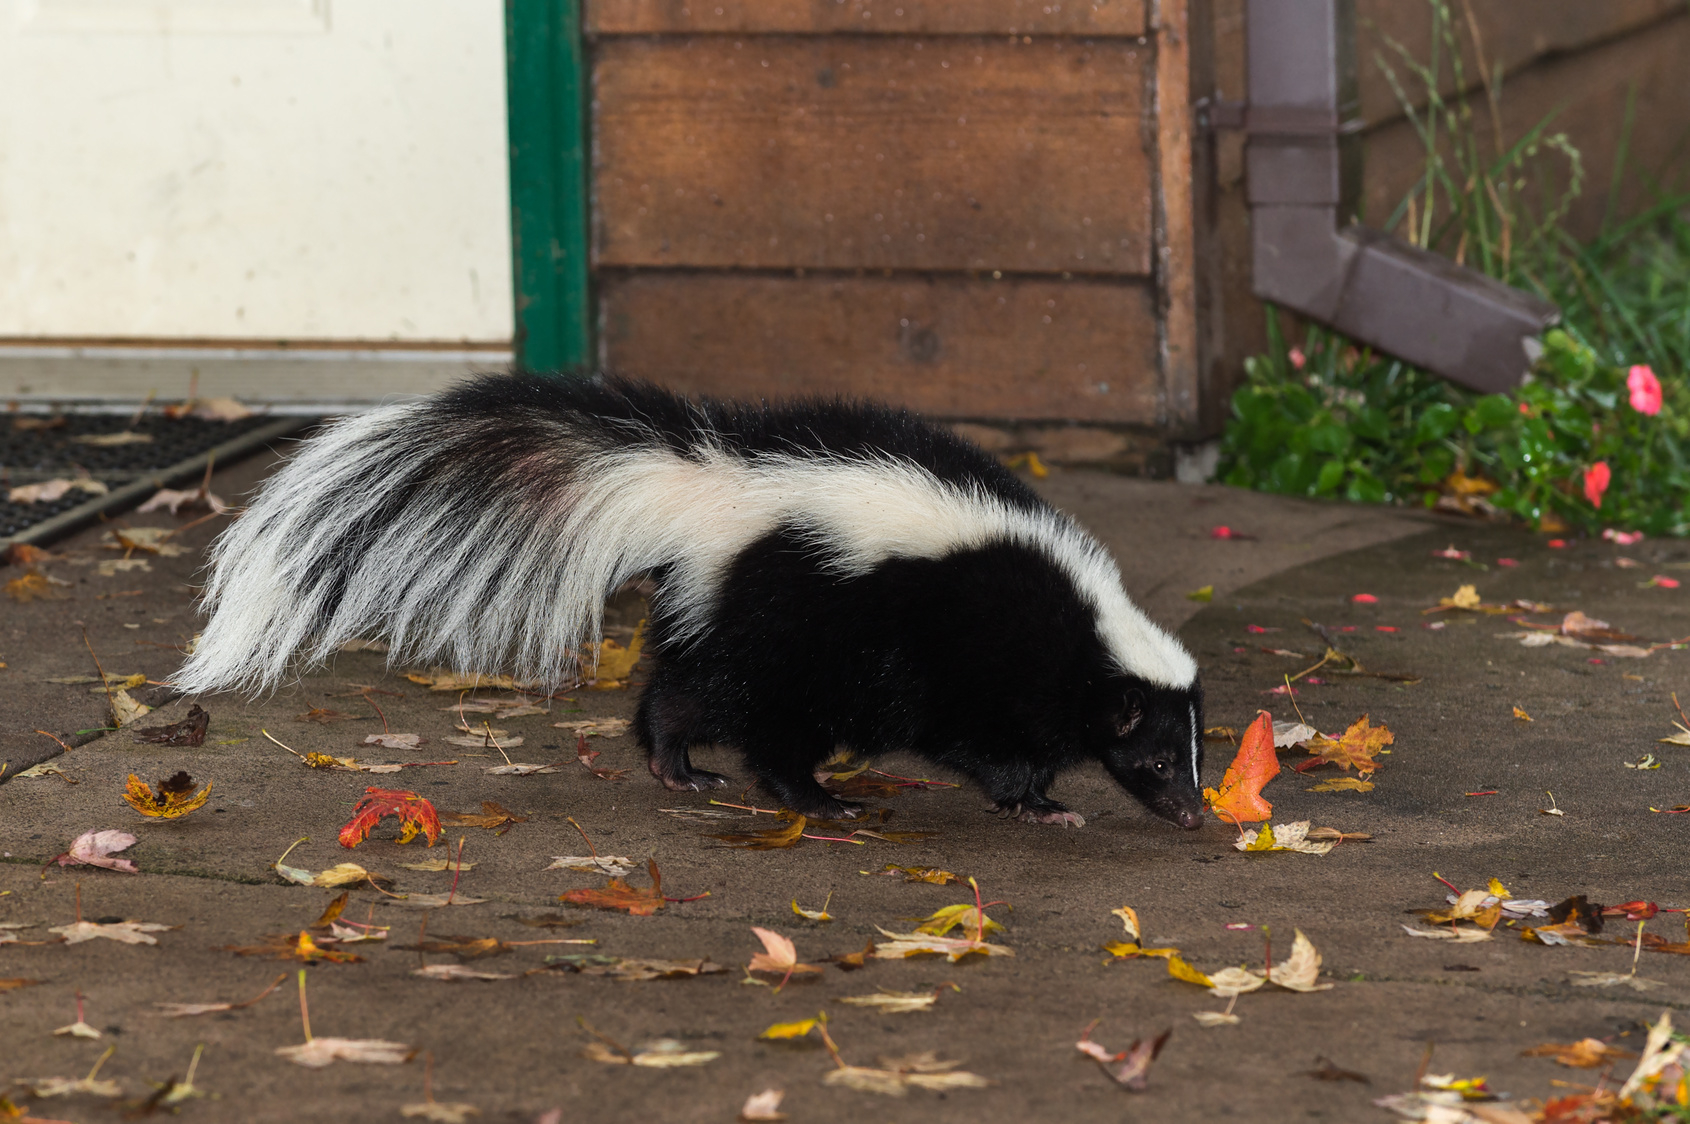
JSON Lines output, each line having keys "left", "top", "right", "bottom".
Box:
{"left": 1241, "top": 0, "right": 1557, "bottom": 393}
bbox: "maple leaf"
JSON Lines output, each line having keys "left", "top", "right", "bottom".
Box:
{"left": 583, "top": 621, "right": 645, "bottom": 685}
{"left": 338, "top": 788, "right": 442, "bottom": 848}
{"left": 18, "top": 1045, "right": 124, "bottom": 1099}
{"left": 53, "top": 829, "right": 139, "bottom": 873}
{"left": 1522, "top": 1039, "right": 1639, "bottom": 1069}
{"left": 1304, "top": 715, "right": 1393, "bottom": 775}
{"left": 823, "top": 1054, "right": 991, "bottom": 1095}
{"left": 278, "top": 1038, "right": 413, "bottom": 1067}
{"left": 546, "top": 855, "right": 636, "bottom": 876}
{"left": 51, "top": 920, "right": 175, "bottom": 945}
{"left": 558, "top": 858, "right": 667, "bottom": 916}
{"left": 364, "top": 733, "right": 424, "bottom": 750}
{"left": 122, "top": 772, "right": 212, "bottom": 819}
{"left": 439, "top": 802, "right": 527, "bottom": 834}
{"left": 914, "top": 904, "right": 1005, "bottom": 937}
{"left": 746, "top": 927, "right": 823, "bottom": 990}
{"left": 1075, "top": 1024, "right": 1171, "bottom": 1091}
{"left": 1234, "top": 821, "right": 1335, "bottom": 855}
{"left": 226, "top": 930, "right": 364, "bottom": 964}
{"left": 709, "top": 811, "right": 809, "bottom": 849}
{"left": 1203, "top": 711, "right": 1277, "bottom": 825}
{"left": 136, "top": 486, "right": 228, "bottom": 515}
{"left": 871, "top": 928, "right": 1013, "bottom": 963}
{"left": 552, "top": 717, "right": 631, "bottom": 737}
{"left": 584, "top": 1037, "right": 720, "bottom": 1068}
{"left": 129, "top": 705, "right": 210, "bottom": 747}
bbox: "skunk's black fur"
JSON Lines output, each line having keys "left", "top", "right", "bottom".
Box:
{"left": 178, "top": 374, "right": 1205, "bottom": 829}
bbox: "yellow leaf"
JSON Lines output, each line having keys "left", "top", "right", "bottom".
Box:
{"left": 1111, "top": 905, "right": 1141, "bottom": 942}
{"left": 791, "top": 894, "right": 834, "bottom": 922}
{"left": 915, "top": 904, "right": 1004, "bottom": 937}
{"left": 1442, "top": 585, "right": 1481, "bottom": 610}
{"left": 758, "top": 1018, "right": 819, "bottom": 1041}
{"left": 1186, "top": 585, "right": 1214, "bottom": 603}
{"left": 587, "top": 620, "right": 645, "bottom": 685}
{"left": 1513, "top": 706, "right": 1533, "bottom": 722}
{"left": 1166, "top": 955, "right": 1213, "bottom": 988}
{"left": 1307, "top": 777, "right": 1374, "bottom": 793}
{"left": 122, "top": 773, "right": 212, "bottom": 819}
{"left": 1487, "top": 878, "right": 1510, "bottom": 898}
{"left": 1102, "top": 941, "right": 1178, "bottom": 961}
{"left": 1241, "top": 823, "right": 1277, "bottom": 851}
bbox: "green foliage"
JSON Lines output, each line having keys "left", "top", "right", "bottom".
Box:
{"left": 1218, "top": 320, "right": 1690, "bottom": 536}
{"left": 1218, "top": 0, "right": 1690, "bottom": 536}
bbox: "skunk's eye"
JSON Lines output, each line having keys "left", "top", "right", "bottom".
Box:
{"left": 1152, "top": 760, "right": 1168, "bottom": 772}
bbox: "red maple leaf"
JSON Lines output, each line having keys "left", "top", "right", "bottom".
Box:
{"left": 338, "top": 788, "right": 442, "bottom": 849}
{"left": 558, "top": 858, "right": 667, "bottom": 916}
{"left": 1202, "top": 711, "right": 1277, "bottom": 826}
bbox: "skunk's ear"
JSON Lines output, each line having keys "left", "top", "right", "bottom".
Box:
{"left": 1113, "top": 690, "right": 1145, "bottom": 739}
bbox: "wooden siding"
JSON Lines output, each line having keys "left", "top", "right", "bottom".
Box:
{"left": 586, "top": 0, "right": 1147, "bottom": 36}
{"left": 594, "top": 36, "right": 1155, "bottom": 275}
{"left": 598, "top": 273, "right": 1162, "bottom": 421}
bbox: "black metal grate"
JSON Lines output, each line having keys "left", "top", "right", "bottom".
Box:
{"left": 2, "top": 413, "right": 308, "bottom": 542}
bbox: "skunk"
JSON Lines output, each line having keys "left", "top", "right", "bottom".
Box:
{"left": 177, "top": 374, "right": 1205, "bottom": 829}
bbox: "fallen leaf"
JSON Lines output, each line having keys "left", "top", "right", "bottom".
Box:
{"left": 54, "top": 1019, "right": 101, "bottom": 1040}
{"left": 1273, "top": 721, "right": 1318, "bottom": 748}
{"left": 109, "top": 689, "right": 150, "bottom": 727}
{"left": 739, "top": 1088, "right": 787, "bottom": 1122}
{"left": 400, "top": 1100, "right": 479, "bottom": 1123}
{"left": 747, "top": 927, "right": 823, "bottom": 988}
{"left": 1308, "top": 777, "right": 1374, "bottom": 792}
{"left": 152, "top": 974, "right": 288, "bottom": 1018}
{"left": 296, "top": 708, "right": 359, "bottom": 724}
{"left": 575, "top": 736, "right": 628, "bottom": 782}
{"left": 6, "top": 570, "right": 73, "bottom": 602}
{"left": 1567, "top": 971, "right": 1663, "bottom": 991}
{"left": 443, "top": 734, "right": 525, "bottom": 749}
{"left": 1304, "top": 715, "right": 1393, "bottom": 775}
{"left": 338, "top": 788, "right": 442, "bottom": 848}
{"left": 710, "top": 811, "right": 810, "bottom": 849}
{"left": 840, "top": 989, "right": 946, "bottom": 1013}
{"left": 1192, "top": 1011, "right": 1242, "bottom": 1027}
{"left": 439, "top": 802, "right": 527, "bottom": 833}
{"left": 276, "top": 1037, "right": 412, "bottom": 1068}
{"left": 552, "top": 717, "right": 631, "bottom": 737}
{"left": 1304, "top": 1057, "right": 1370, "bottom": 1083}
{"left": 545, "top": 855, "right": 637, "bottom": 876}
{"left": 105, "top": 526, "right": 183, "bottom": 556}
{"left": 1, "top": 978, "right": 44, "bottom": 991}
{"left": 1234, "top": 821, "right": 1335, "bottom": 855}
{"left": 1186, "top": 585, "right": 1214, "bottom": 602}
{"left": 1203, "top": 711, "right": 1277, "bottom": 825}
{"left": 823, "top": 1053, "right": 991, "bottom": 1095}
{"left": 10, "top": 477, "right": 108, "bottom": 504}
{"left": 122, "top": 771, "right": 212, "bottom": 819}
{"left": 1441, "top": 585, "right": 1482, "bottom": 610}
{"left": 758, "top": 1017, "right": 821, "bottom": 1040}
{"left": 226, "top": 931, "right": 364, "bottom": 964}
{"left": 130, "top": 705, "right": 210, "bottom": 746}
{"left": 1521, "top": 1039, "right": 1638, "bottom": 1068}
{"left": 1618, "top": 1010, "right": 1686, "bottom": 1100}
{"left": 54, "top": 829, "right": 139, "bottom": 873}
{"left": 872, "top": 927, "right": 1013, "bottom": 963}
{"left": 1400, "top": 924, "right": 1492, "bottom": 942}
{"left": 584, "top": 1039, "right": 720, "bottom": 1068}
{"left": 1076, "top": 1024, "right": 1171, "bottom": 1091}
{"left": 584, "top": 623, "right": 644, "bottom": 684}
{"left": 364, "top": 733, "right": 424, "bottom": 750}
{"left": 1512, "top": 706, "right": 1533, "bottom": 722}
{"left": 824, "top": 939, "right": 877, "bottom": 970}
{"left": 406, "top": 670, "right": 540, "bottom": 692}
{"left": 792, "top": 895, "right": 834, "bottom": 922}
{"left": 387, "top": 893, "right": 489, "bottom": 909}
{"left": 136, "top": 487, "right": 228, "bottom": 515}
{"left": 914, "top": 903, "right": 1004, "bottom": 937}
{"left": 546, "top": 955, "right": 725, "bottom": 981}
{"left": 558, "top": 858, "right": 668, "bottom": 916}
{"left": 395, "top": 857, "right": 478, "bottom": 873}
{"left": 1166, "top": 955, "right": 1214, "bottom": 986}
{"left": 412, "top": 964, "right": 515, "bottom": 982}
{"left": 1263, "top": 930, "right": 1332, "bottom": 992}
{"left": 51, "top": 920, "right": 175, "bottom": 945}
{"left": 1205, "top": 967, "right": 1268, "bottom": 998}
{"left": 1102, "top": 941, "right": 1180, "bottom": 961}
{"left": 1560, "top": 611, "right": 1637, "bottom": 642}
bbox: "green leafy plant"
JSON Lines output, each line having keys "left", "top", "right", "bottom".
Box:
{"left": 1218, "top": 0, "right": 1690, "bottom": 536}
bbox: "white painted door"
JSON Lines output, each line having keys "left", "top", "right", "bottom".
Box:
{"left": 0, "top": 0, "right": 514, "bottom": 345}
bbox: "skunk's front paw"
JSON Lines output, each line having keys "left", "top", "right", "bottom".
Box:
{"left": 657, "top": 768, "right": 732, "bottom": 792}
{"left": 992, "top": 802, "right": 1086, "bottom": 828}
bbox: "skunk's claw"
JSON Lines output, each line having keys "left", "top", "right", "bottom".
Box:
{"left": 991, "top": 802, "right": 1086, "bottom": 828}
{"left": 657, "top": 768, "right": 732, "bottom": 792}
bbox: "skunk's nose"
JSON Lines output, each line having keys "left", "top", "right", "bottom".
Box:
{"left": 1174, "top": 809, "right": 1203, "bottom": 831}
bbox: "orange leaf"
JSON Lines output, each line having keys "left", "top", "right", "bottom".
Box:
{"left": 558, "top": 858, "right": 666, "bottom": 916}
{"left": 1202, "top": 711, "right": 1277, "bottom": 825}
{"left": 1305, "top": 715, "right": 1393, "bottom": 776}
{"left": 122, "top": 772, "right": 212, "bottom": 819}
{"left": 337, "top": 788, "right": 442, "bottom": 849}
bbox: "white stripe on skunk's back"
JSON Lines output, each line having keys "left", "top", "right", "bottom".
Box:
{"left": 177, "top": 408, "right": 1197, "bottom": 693}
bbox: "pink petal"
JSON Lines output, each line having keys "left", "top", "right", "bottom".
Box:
{"left": 1351, "top": 593, "right": 1378, "bottom": 604}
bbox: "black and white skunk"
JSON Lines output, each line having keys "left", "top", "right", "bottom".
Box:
{"left": 177, "top": 374, "right": 1205, "bottom": 829}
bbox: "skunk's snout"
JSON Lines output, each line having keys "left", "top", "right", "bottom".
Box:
{"left": 1173, "top": 808, "right": 1203, "bottom": 831}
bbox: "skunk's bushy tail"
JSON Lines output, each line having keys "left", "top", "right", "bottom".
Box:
{"left": 176, "top": 373, "right": 1196, "bottom": 695}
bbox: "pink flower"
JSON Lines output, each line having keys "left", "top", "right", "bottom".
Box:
{"left": 1375, "top": 626, "right": 1398, "bottom": 632}
{"left": 1519, "top": 402, "right": 1532, "bottom": 415}
{"left": 1602, "top": 528, "right": 1644, "bottom": 546}
{"left": 1352, "top": 593, "right": 1378, "bottom": 604}
{"left": 1288, "top": 347, "right": 1306, "bottom": 370}
{"left": 1497, "top": 558, "right": 1519, "bottom": 567}
{"left": 1547, "top": 539, "right": 1567, "bottom": 549}
{"left": 1583, "top": 462, "right": 1611, "bottom": 508}
{"left": 1211, "top": 525, "right": 1233, "bottom": 539}
{"left": 1649, "top": 576, "right": 1681, "bottom": 589}
{"left": 1628, "top": 365, "right": 1662, "bottom": 415}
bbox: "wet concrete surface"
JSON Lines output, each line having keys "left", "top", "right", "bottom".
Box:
{"left": 3, "top": 453, "right": 1687, "bottom": 1123}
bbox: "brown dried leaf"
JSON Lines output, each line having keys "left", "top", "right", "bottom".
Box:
{"left": 439, "top": 801, "right": 528, "bottom": 833}
{"left": 130, "top": 705, "right": 210, "bottom": 746}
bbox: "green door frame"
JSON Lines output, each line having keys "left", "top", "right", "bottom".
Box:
{"left": 505, "top": 0, "right": 592, "bottom": 371}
